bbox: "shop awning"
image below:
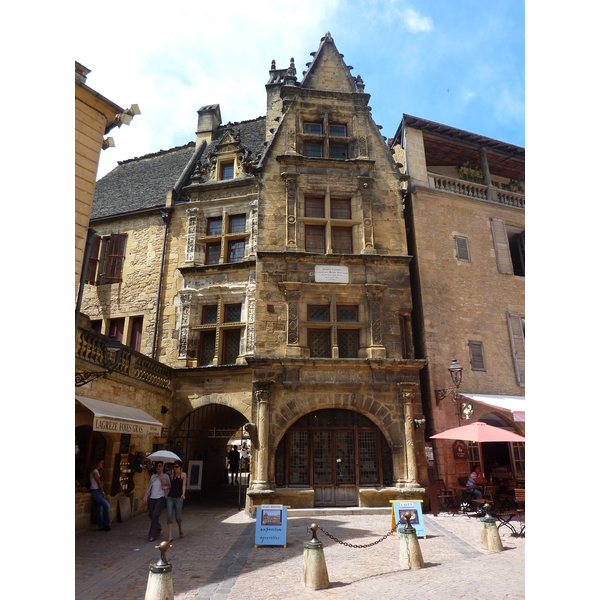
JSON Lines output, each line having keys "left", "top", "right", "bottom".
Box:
{"left": 456, "top": 393, "right": 525, "bottom": 423}
{"left": 75, "top": 395, "right": 163, "bottom": 436}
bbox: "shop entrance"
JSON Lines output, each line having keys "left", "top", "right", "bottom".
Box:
{"left": 170, "top": 404, "right": 248, "bottom": 504}
{"left": 275, "top": 409, "right": 393, "bottom": 507}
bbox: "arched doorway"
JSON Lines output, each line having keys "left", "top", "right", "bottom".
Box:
{"left": 275, "top": 408, "right": 393, "bottom": 507}
{"left": 170, "top": 404, "right": 248, "bottom": 501}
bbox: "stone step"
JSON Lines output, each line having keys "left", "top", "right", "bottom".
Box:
{"left": 288, "top": 506, "right": 391, "bottom": 517}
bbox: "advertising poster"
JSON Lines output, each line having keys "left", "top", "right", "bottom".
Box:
{"left": 254, "top": 504, "right": 288, "bottom": 547}
{"left": 391, "top": 500, "right": 426, "bottom": 538}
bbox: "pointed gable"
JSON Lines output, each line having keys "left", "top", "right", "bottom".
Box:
{"left": 301, "top": 32, "right": 358, "bottom": 93}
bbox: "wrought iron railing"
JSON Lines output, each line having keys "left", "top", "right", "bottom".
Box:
{"left": 76, "top": 327, "right": 172, "bottom": 390}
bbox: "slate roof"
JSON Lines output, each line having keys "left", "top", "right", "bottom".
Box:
{"left": 91, "top": 143, "right": 196, "bottom": 220}
{"left": 184, "top": 117, "right": 267, "bottom": 187}
{"left": 91, "top": 116, "right": 267, "bottom": 221}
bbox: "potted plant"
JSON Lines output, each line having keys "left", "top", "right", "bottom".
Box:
{"left": 456, "top": 161, "right": 486, "bottom": 185}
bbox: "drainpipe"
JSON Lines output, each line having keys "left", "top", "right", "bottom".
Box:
{"left": 152, "top": 209, "right": 171, "bottom": 359}
{"left": 75, "top": 227, "right": 97, "bottom": 342}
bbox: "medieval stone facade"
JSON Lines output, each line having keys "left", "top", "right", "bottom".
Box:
{"left": 78, "top": 34, "right": 526, "bottom": 520}
{"left": 79, "top": 34, "right": 429, "bottom": 514}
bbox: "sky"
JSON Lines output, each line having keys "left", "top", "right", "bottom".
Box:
{"left": 72, "top": 0, "right": 525, "bottom": 180}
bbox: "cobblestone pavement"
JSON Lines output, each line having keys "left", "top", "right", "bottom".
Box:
{"left": 75, "top": 503, "right": 524, "bottom": 600}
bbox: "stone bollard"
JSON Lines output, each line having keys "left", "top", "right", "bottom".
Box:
{"left": 145, "top": 540, "right": 174, "bottom": 600}
{"left": 398, "top": 511, "right": 425, "bottom": 570}
{"left": 480, "top": 504, "right": 504, "bottom": 553}
{"left": 301, "top": 523, "right": 330, "bottom": 590}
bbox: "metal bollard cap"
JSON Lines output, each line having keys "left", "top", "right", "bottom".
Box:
{"left": 154, "top": 540, "right": 172, "bottom": 567}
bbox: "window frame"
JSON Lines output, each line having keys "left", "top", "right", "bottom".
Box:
{"left": 227, "top": 239, "right": 245, "bottom": 263}
{"left": 330, "top": 198, "right": 352, "bottom": 220}
{"left": 331, "top": 226, "right": 353, "bottom": 254}
{"left": 206, "top": 242, "right": 222, "bottom": 265}
{"left": 455, "top": 235, "right": 471, "bottom": 262}
{"left": 220, "top": 161, "right": 234, "bottom": 181}
{"left": 305, "top": 225, "right": 326, "bottom": 254}
{"left": 228, "top": 214, "right": 246, "bottom": 234}
{"left": 308, "top": 328, "right": 331, "bottom": 358}
{"left": 468, "top": 340, "right": 486, "bottom": 371}
{"left": 207, "top": 217, "right": 223, "bottom": 237}
{"left": 304, "top": 142, "right": 324, "bottom": 158}
{"left": 337, "top": 329, "right": 359, "bottom": 358}
{"left": 85, "top": 233, "right": 127, "bottom": 285}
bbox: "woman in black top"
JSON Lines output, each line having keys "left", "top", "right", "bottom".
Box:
{"left": 166, "top": 460, "right": 187, "bottom": 542}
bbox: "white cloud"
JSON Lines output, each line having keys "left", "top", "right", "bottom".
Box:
{"left": 463, "top": 90, "right": 475, "bottom": 103}
{"left": 402, "top": 8, "right": 434, "bottom": 33}
{"left": 76, "top": 1, "right": 339, "bottom": 178}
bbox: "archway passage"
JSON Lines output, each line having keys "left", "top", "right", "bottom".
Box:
{"left": 275, "top": 409, "right": 393, "bottom": 507}
{"left": 170, "top": 404, "right": 248, "bottom": 504}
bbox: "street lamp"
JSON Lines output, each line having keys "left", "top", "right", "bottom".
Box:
{"left": 75, "top": 336, "right": 123, "bottom": 386}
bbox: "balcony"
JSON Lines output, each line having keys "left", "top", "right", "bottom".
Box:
{"left": 76, "top": 327, "right": 172, "bottom": 390}
{"left": 428, "top": 173, "right": 525, "bottom": 209}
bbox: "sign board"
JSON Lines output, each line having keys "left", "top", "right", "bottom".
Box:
{"left": 255, "top": 504, "right": 288, "bottom": 547}
{"left": 391, "top": 500, "right": 426, "bottom": 538}
{"left": 453, "top": 440, "right": 468, "bottom": 460}
{"left": 93, "top": 416, "right": 162, "bottom": 437}
{"left": 315, "top": 265, "right": 349, "bottom": 284}
{"left": 187, "top": 461, "right": 203, "bottom": 490}
{"left": 425, "top": 442, "right": 435, "bottom": 467}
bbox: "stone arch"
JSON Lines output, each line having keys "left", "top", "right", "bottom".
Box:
{"left": 170, "top": 403, "right": 250, "bottom": 494}
{"left": 272, "top": 392, "right": 401, "bottom": 450}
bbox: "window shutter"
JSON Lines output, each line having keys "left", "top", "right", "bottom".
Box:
{"left": 468, "top": 341, "right": 486, "bottom": 371}
{"left": 507, "top": 312, "right": 525, "bottom": 386}
{"left": 455, "top": 236, "right": 470, "bottom": 262}
{"left": 85, "top": 234, "right": 102, "bottom": 284}
{"left": 491, "top": 218, "right": 513, "bottom": 274}
{"left": 104, "top": 233, "right": 127, "bottom": 283}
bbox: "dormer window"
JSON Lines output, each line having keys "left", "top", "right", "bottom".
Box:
{"left": 221, "top": 161, "right": 234, "bottom": 180}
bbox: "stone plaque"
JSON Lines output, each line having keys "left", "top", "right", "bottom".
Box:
{"left": 315, "top": 265, "right": 349, "bottom": 283}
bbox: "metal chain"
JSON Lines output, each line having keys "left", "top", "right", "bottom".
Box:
{"left": 317, "top": 525, "right": 397, "bottom": 549}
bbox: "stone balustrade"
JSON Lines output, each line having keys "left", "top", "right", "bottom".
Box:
{"left": 428, "top": 173, "right": 525, "bottom": 209}
{"left": 76, "top": 327, "right": 172, "bottom": 390}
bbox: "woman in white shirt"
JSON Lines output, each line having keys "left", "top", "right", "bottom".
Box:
{"left": 143, "top": 461, "right": 170, "bottom": 541}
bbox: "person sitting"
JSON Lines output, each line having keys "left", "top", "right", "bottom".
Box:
{"left": 466, "top": 465, "right": 486, "bottom": 501}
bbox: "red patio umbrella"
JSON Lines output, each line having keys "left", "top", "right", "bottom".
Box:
{"left": 430, "top": 422, "right": 525, "bottom": 478}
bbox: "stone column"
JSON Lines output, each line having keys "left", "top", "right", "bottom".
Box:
{"left": 402, "top": 391, "right": 419, "bottom": 486}
{"left": 253, "top": 386, "right": 271, "bottom": 491}
{"left": 480, "top": 147, "right": 497, "bottom": 201}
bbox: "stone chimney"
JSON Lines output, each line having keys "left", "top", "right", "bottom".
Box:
{"left": 265, "top": 60, "right": 288, "bottom": 142}
{"left": 196, "top": 104, "right": 222, "bottom": 148}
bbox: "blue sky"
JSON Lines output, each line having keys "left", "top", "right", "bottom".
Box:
{"left": 73, "top": 1, "right": 524, "bottom": 179}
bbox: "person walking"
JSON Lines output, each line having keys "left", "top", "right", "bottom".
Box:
{"left": 166, "top": 460, "right": 187, "bottom": 542}
{"left": 89, "top": 459, "right": 111, "bottom": 531}
{"left": 143, "top": 461, "right": 170, "bottom": 542}
{"left": 228, "top": 445, "right": 240, "bottom": 485}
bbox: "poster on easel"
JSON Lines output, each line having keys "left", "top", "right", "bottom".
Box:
{"left": 254, "top": 504, "right": 288, "bottom": 547}
{"left": 391, "top": 500, "right": 426, "bottom": 538}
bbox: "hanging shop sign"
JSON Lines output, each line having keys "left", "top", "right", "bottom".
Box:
{"left": 453, "top": 440, "right": 468, "bottom": 460}
{"left": 391, "top": 500, "right": 426, "bottom": 538}
{"left": 255, "top": 504, "right": 288, "bottom": 547}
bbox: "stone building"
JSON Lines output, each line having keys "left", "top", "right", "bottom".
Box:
{"left": 75, "top": 61, "right": 139, "bottom": 297}
{"left": 390, "top": 115, "right": 525, "bottom": 490}
{"left": 79, "top": 33, "right": 429, "bottom": 514}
